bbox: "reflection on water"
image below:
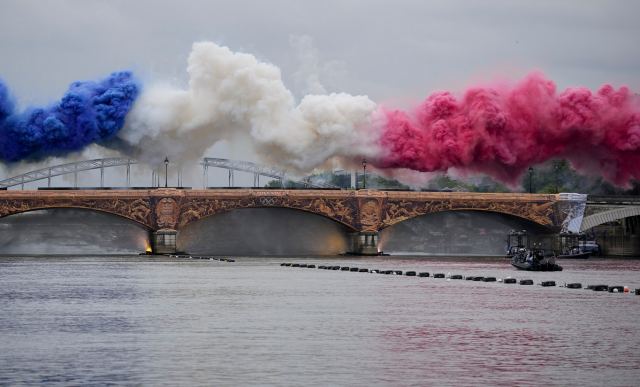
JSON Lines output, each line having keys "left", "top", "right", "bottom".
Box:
{"left": 1, "top": 256, "right": 639, "bottom": 386}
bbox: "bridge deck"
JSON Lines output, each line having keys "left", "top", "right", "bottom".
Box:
{"left": 0, "top": 189, "right": 564, "bottom": 233}
{"left": 0, "top": 188, "right": 559, "bottom": 200}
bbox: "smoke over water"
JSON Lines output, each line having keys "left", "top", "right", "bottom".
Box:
{"left": 0, "top": 72, "right": 138, "bottom": 162}
{"left": 2, "top": 41, "right": 639, "bottom": 187}
{"left": 378, "top": 73, "right": 640, "bottom": 186}
{"left": 119, "top": 42, "right": 380, "bottom": 170}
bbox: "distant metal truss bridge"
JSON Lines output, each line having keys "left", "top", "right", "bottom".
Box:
{"left": 201, "top": 158, "right": 338, "bottom": 189}
{"left": 0, "top": 158, "right": 137, "bottom": 189}
{"left": 0, "top": 157, "right": 339, "bottom": 189}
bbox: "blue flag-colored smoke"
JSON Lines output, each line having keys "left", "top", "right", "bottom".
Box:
{"left": 0, "top": 71, "right": 139, "bottom": 162}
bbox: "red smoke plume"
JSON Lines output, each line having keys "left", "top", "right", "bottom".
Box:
{"left": 377, "top": 73, "right": 640, "bottom": 186}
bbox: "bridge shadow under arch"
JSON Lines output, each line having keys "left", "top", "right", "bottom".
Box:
{"left": 379, "top": 209, "right": 551, "bottom": 256}
{"left": 177, "top": 207, "right": 352, "bottom": 256}
{"left": 0, "top": 208, "right": 150, "bottom": 255}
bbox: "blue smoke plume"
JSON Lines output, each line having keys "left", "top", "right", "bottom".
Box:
{"left": 0, "top": 71, "right": 139, "bottom": 162}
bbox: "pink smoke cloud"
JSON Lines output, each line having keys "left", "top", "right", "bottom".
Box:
{"left": 376, "top": 73, "right": 640, "bottom": 186}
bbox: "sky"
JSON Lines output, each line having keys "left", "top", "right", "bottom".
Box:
{"left": 1, "top": 0, "right": 639, "bottom": 187}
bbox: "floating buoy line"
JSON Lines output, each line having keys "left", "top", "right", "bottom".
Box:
{"left": 168, "top": 254, "right": 236, "bottom": 262}
{"left": 279, "top": 263, "right": 640, "bottom": 295}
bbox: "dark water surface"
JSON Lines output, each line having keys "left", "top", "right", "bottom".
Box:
{"left": 1, "top": 256, "right": 639, "bottom": 386}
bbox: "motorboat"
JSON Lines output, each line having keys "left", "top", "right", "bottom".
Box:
{"left": 557, "top": 247, "right": 591, "bottom": 259}
{"left": 557, "top": 232, "right": 593, "bottom": 259}
{"left": 510, "top": 247, "right": 563, "bottom": 271}
{"left": 506, "top": 230, "right": 563, "bottom": 272}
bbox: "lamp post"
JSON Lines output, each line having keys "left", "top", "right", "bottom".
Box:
{"left": 528, "top": 167, "right": 534, "bottom": 193}
{"left": 164, "top": 157, "right": 169, "bottom": 188}
{"left": 362, "top": 158, "right": 367, "bottom": 189}
{"left": 554, "top": 161, "right": 561, "bottom": 193}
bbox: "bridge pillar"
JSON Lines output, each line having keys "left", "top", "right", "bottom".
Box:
{"left": 348, "top": 232, "right": 380, "bottom": 255}
{"left": 152, "top": 229, "right": 177, "bottom": 254}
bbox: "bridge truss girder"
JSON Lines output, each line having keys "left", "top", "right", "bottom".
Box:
{"left": 0, "top": 158, "right": 137, "bottom": 189}
{"left": 201, "top": 157, "right": 339, "bottom": 189}
{"left": 1, "top": 157, "right": 340, "bottom": 189}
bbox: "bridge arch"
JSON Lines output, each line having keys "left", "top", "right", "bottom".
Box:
{"left": 381, "top": 208, "right": 556, "bottom": 231}
{"left": 379, "top": 209, "right": 552, "bottom": 256}
{"left": 0, "top": 208, "right": 150, "bottom": 255}
{"left": 177, "top": 196, "right": 359, "bottom": 231}
{"left": 0, "top": 196, "right": 153, "bottom": 229}
{"left": 380, "top": 208, "right": 555, "bottom": 231}
{"left": 0, "top": 205, "right": 153, "bottom": 230}
{"left": 379, "top": 195, "right": 558, "bottom": 231}
{"left": 580, "top": 207, "right": 640, "bottom": 232}
{"left": 177, "top": 207, "right": 352, "bottom": 255}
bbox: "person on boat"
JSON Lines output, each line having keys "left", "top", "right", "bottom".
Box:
{"left": 526, "top": 250, "right": 533, "bottom": 263}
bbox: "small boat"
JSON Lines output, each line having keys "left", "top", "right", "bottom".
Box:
{"left": 506, "top": 230, "right": 562, "bottom": 272}
{"left": 557, "top": 232, "right": 592, "bottom": 259}
{"left": 510, "top": 248, "right": 563, "bottom": 271}
{"left": 557, "top": 247, "right": 591, "bottom": 260}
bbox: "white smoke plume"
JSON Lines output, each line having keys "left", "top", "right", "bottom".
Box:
{"left": 119, "top": 41, "right": 381, "bottom": 173}
{"left": 290, "top": 34, "right": 328, "bottom": 96}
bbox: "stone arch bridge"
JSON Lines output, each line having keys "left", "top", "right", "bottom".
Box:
{"left": 0, "top": 188, "right": 579, "bottom": 254}
{"left": 580, "top": 196, "right": 640, "bottom": 232}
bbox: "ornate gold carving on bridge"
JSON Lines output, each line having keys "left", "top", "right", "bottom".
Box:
{"left": 178, "top": 198, "right": 251, "bottom": 228}
{"left": 177, "top": 194, "right": 358, "bottom": 229}
{"left": 381, "top": 198, "right": 556, "bottom": 229}
{"left": 155, "top": 197, "right": 179, "bottom": 229}
{"left": 524, "top": 202, "right": 556, "bottom": 226}
{"left": 0, "top": 190, "right": 560, "bottom": 232}
{"left": 0, "top": 196, "right": 153, "bottom": 228}
{"left": 359, "top": 198, "right": 382, "bottom": 231}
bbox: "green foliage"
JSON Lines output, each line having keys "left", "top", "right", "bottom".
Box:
{"left": 263, "top": 161, "right": 640, "bottom": 194}
{"left": 330, "top": 173, "right": 351, "bottom": 188}
{"left": 264, "top": 179, "right": 283, "bottom": 188}
{"left": 520, "top": 159, "right": 640, "bottom": 194}
{"left": 365, "top": 175, "right": 409, "bottom": 190}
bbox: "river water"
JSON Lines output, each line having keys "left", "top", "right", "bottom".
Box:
{"left": 1, "top": 256, "right": 639, "bottom": 386}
